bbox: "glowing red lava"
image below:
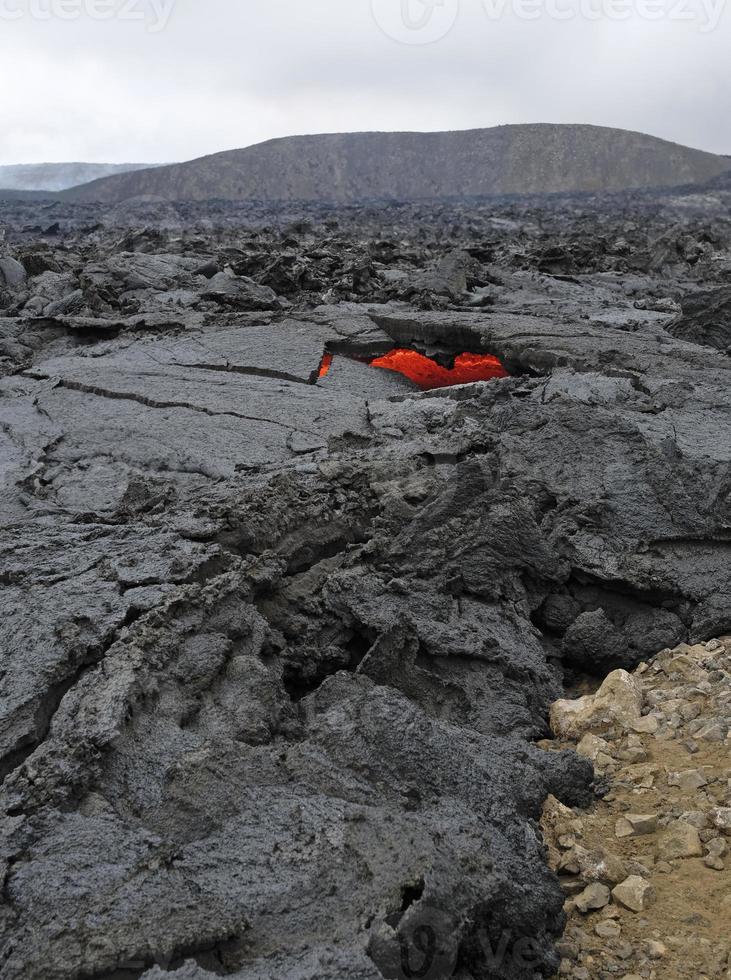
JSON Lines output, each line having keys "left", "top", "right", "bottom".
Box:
{"left": 369, "top": 349, "right": 509, "bottom": 389}
{"left": 318, "top": 352, "right": 334, "bottom": 378}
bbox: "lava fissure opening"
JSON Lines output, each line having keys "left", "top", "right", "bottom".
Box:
{"left": 315, "top": 350, "right": 333, "bottom": 380}
{"left": 317, "top": 346, "right": 510, "bottom": 389}
{"left": 371, "top": 349, "right": 509, "bottom": 389}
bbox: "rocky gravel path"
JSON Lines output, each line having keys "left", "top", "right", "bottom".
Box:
{"left": 543, "top": 637, "right": 731, "bottom": 979}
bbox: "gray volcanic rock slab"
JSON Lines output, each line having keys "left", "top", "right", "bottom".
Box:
{"left": 671, "top": 285, "right": 731, "bottom": 352}
{"left": 0, "top": 521, "right": 221, "bottom": 782}
{"left": 8, "top": 321, "right": 381, "bottom": 498}
{"left": 0, "top": 257, "right": 26, "bottom": 289}
{"left": 0, "top": 193, "right": 729, "bottom": 980}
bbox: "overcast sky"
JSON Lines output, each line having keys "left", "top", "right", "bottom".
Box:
{"left": 0, "top": 0, "right": 728, "bottom": 164}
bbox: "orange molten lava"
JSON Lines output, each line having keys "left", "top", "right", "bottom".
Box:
{"left": 318, "top": 352, "right": 334, "bottom": 378}
{"left": 370, "top": 349, "right": 509, "bottom": 389}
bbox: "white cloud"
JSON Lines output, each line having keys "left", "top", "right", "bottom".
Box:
{"left": 0, "top": 0, "right": 728, "bottom": 164}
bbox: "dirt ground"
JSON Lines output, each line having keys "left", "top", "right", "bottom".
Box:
{"left": 542, "top": 638, "right": 731, "bottom": 980}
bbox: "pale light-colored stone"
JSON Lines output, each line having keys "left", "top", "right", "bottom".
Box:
{"left": 612, "top": 875, "right": 655, "bottom": 912}
{"left": 630, "top": 715, "right": 660, "bottom": 735}
{"left": 541, "top": 794, "right": 575, "bottom": 832}
{"left": 696, "top": 721, "right": 728, "bottom": 742}
{"left": 575, "top": 882, "right": 611, "bottom": 913}
{"left": 668, "top": 769, "right": 709, "bottom": 792}
{"left": 711, "top": 808, "right": 731, "bottom": 835}
{"left": 656, "top": 821, "right": 703, "bottom": 860}
{"left": 646, "top": 940, "right": 667, "bottom": 960}
{"left": 550, "top": 670, "right": 644, "bottom": 739}
{"left": 680, "top": 810, "right": 709, "bottom": 830}
{"left": 663, "top": 654, "right": 706, "bottom": 679}
{"left": 576, "top": 733, "right": 612, "bottom": 762}
{"left": 558, "top": 849, "right": 581, "bottom": 875}
{"left": 704, "top": 854, "right": 725, "bottom": 870}
{"left": 707, "top": 838, "right": 728, "bottom": 857}
{"left": 595, "top": 920, "right": 621, "bottom": 939}
{"left": 572, "top": 844, "right": 628, "bottom": 886}
{"left": 615, "top": 813, "right": 657, "bottom": 838}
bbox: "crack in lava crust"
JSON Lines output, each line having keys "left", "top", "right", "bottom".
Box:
{"left": 317, "top": 352, "right": 334, "bottom": 378}
{"left": 369, "top": 349, "right": 509, "bottom": 389}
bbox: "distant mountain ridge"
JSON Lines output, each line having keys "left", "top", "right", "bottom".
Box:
{"left": 60, "top": 125, "right": 731, "bottom": 204}
{"left": 0, "top": 162, "right": 159, "bottom": 192}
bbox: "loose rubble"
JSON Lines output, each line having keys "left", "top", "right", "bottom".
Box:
{"left": 542, "top": 637, "right": 731, "bottom": 979}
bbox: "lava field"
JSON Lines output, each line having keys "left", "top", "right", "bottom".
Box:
{"left": 0, "top": 186, "right": 729, "bottom": 979}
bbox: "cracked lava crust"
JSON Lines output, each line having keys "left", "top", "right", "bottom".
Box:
{"left": 0, "top": 189, "right": 729, "bottom": 980}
